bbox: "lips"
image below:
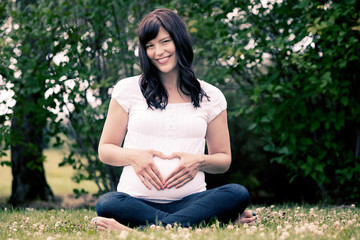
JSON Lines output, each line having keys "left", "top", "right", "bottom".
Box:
{"left": 156, "top": 55, "right": 171, "bottom": 64}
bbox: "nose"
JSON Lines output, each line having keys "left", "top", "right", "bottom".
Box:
{"left": 155, "top": 44, "right": 165, "bottom": 56}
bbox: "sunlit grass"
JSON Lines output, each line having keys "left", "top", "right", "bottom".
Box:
{"left": 0, "top": 148, "right": 98, "bottom": 198}
{"left": 1, "top": 148, "right": 359, "bottom": 239}
{"left": 0, "top": 205, "right": 359, "bottom": 240}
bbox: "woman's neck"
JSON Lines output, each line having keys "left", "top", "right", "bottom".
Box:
{"left": 159, "top": 70, "right": 191, "bottom": 103}
{"left": 159, "top": 69, "right": 179, "bottom": 91}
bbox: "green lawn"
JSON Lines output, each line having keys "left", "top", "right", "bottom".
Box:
{"left": 1, "top": 150, "right": 359, "bottom": 239}
{"left": 0, "top": 205, "right": 359, "bottom": 240}
{"left": 0, "top": 148, "right": 98, "bottom": 199}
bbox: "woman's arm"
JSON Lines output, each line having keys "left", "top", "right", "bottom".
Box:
{"left": 200, "top": 109, "right": 232, "bottom": 173}
{"left": 98, "top": 99, "right": 166, "bottom": 190}
{"left": 98, "top": 98, "right": 129, "bottom": 165}
{"left": 164, "top": 110, "right": 231, "bottom": 188}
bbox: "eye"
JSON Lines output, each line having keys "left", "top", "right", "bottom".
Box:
{"left": 145, "top": 44, "right": 154, "bottom": 49}
{"left": 162, "top": 39, "right": 172, "bottom": 44}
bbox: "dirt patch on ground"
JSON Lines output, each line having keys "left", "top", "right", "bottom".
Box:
{"left": 0, "top": 194, "right": 98, "bottom": 209}
{"left": 59, "top": 194, "right": 97, "bottom": 209}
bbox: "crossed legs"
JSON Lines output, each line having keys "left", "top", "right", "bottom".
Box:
{"left": 92, "top": 184, "right": 255, "bottom": 230}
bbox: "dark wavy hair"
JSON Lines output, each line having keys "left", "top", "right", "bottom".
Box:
{"left": 137, "top": 8, "right": 209, "bottom": 110}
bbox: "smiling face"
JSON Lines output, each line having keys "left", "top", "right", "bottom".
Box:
{"left": 145, "top": 26, "right": 178, "bottom": 76}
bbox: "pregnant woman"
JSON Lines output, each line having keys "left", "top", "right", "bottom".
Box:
{"left": 91, "top": 8, "right": 256, "bottom": 231}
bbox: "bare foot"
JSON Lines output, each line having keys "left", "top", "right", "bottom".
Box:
{"left": 91, "top": 217, "right": 133, "bottom": 231}
{"left": 234, "top": 210, "right": 257, "bottom": 225}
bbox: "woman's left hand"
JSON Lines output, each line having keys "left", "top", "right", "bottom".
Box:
{"left": 164, "top": 152, "right": 203, "bottom": 189}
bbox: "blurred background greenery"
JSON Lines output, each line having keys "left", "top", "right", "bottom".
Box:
{"left": 0, "top": 148, "right": 98, "bottom": 196}
{"left": 0, "top": 0, "right": 359, "bottom": 205}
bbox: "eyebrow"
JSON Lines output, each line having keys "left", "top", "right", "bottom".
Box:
{"left": 159, "top": 36, "right": 171, "bottom": 41}
{"left": 146, "top": 36, "right": 171, "bottom": 44}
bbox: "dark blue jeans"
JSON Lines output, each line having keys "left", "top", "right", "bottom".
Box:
{"left": 96, "top": 183, "right": 249, "bottom": 228}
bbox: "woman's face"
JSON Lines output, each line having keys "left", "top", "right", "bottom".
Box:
{"left": 145, "top": 26, "right": 178, "bottom": 75}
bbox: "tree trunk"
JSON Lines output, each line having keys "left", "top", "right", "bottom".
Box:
{"left": 7, "top": 0, "right": 54, "bottom": 207}
{"left": 9, "top": 98, "right": 54, "bottom": 206}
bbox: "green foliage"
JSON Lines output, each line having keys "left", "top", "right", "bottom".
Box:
{"left": 256, "top": 1, "right": 359, "bottom": 201}
{"left": 202, "top": 0, "right": 359, "bottom": 201}
{"left": 1, "top": 0, "right": 62, "bottom": 167}
{"left": 170, "top": 0, "right": 360, "bottom": 202}
{"left": 1, "top": 0, "right": 173, "bottom": 195}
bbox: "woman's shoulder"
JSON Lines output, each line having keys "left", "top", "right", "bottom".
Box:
{"left": 112, "top": 75, "right": 141, "bottom": 94}
{"left": 111, "top": 75, "right": 142, "bottom": 112}
{"left": 198, "top": 80, "right": 227, "bottom": 122}
{"left": 199, "top": 80, "right": 224, "bottom": 98}
{"left": 114, "top": 75, "right": 141, "bottom": 89}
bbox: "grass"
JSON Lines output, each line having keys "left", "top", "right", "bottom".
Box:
{"left": 0, "top": 205, "right": 359, "bottom": 240}
{"left": 1, "top": 149, "right": 359, "bottom": 239}
{"left": 0, "top": 148, "right": 98, "bottom": 198}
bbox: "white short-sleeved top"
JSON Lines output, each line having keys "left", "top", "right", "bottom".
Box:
{"left": 112, "top": 75, "right": 227, "bottom": 203}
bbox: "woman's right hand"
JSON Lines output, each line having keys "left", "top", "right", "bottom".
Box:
{"left": 131, "top": 150, "right": 167, "bottom": 190}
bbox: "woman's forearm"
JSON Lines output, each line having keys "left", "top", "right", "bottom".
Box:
{"left": 199, "top": 152, "right": 231, "bottom": 174}
{"left": 98, "top": 143, "right": 138, "bottom": 167}
{"left": 99, "top": 143, "right": 168, "bottom": 190}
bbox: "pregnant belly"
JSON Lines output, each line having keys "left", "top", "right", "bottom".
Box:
{"left": 117, "top": 157, "right": 206, "bottom": 202}
{"left": 153, "top": 156, "right": 180, "bottom": 179}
